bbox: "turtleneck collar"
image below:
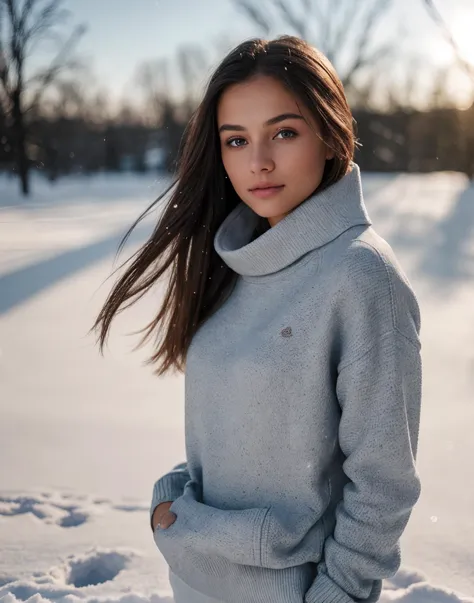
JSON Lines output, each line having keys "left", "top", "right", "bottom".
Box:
{"left": 213, "top": 162, "right": 372, "bottom": 277}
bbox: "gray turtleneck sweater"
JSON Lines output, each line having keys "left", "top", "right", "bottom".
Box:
{"left": 150, "top": 163, "right": 422, "bottom": 603}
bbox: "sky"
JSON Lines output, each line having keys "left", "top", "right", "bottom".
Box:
{"left": 32, "top": 0, "right": 474, "bottom": 108}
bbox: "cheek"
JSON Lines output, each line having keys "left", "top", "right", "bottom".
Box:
{"left": 282, "top": 141, "right": 327, "bottom": 184}
{"left": 302, "top": 146, "right": 327, "bottom": 175}
{"left": 222, "top": 151, "right": 246, "bottom": 190}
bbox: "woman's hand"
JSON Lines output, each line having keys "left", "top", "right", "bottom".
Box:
{"left": 152, "top": 501, "right": 177, "bottom": 530}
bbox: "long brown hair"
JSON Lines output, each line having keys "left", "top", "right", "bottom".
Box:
{"left": 92, "top": 35, "right": 356, "bottom": 376}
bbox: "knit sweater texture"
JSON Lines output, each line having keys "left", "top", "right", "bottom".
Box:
{"left": 150, "top": 163, "right": 422, "bottom": 603}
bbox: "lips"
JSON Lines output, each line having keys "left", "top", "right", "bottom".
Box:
{"left": 250, "top": 184, "right": 283, "bottom": 191}
{"left": 249, "top": 185, "right": 285, "bottom": 199}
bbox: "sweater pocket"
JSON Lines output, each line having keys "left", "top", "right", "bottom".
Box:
{"left": 261, "top": 503, "right": 327, "bottom": 568}
{"left": 153, "top": 483, "right": 327, "bottom": 571}
{"left": 153, "top": 489, "right": 270, "bottom": 567}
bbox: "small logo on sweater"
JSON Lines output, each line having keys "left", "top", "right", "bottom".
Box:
{"left": 281, "top": 326, "right": 293, "bottom": 337}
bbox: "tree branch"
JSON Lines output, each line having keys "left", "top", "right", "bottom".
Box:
{"left": 232, "top": 0, "right": 272, "bottom": 35}
{"left": 422, "top": 0, "right": 474, "bottom": 82}
{"left": 25, "top": 0, "right": 69, "bottom": 46}
{"left": 24, "top": 22, "right": 85, "bottom": 112}
{"left": 6, "top": 0, "right": 23, "bottom": 74}
{"left": 18, "top": 0, "right": 36, "bottom": 34}
{"left": 0, "top": 3, "right": 11, "bottom": 96}
{"left": 273, "top": 0, "right": 307, "bottom": 38}
{"left": 231, "top": 0, "right": 395, "bottom": 92}
{"left": 342, "top": 43, "right": 395, "bottom": 90}
{"left": 326, "top": 0, "right": 360, "bottom": 63}
{"left": 341, "top": 0, "right": 392, "bottom": 85}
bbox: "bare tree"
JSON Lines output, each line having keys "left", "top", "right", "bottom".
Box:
{"left": 135, "top": 46, "right": 210, "bottom": 172}
{"left": 427, "top": 65, "right": 458, "bottom": 111}
{"left": 422, "top": 0, "right": 474, "bottom": 84}
{"left": 135, "top": 58, "right": 170, "bottom": 127}
{"left": 135, "top": 58, "right": 181, "bottom": 171}
{"left": 233, "top": 0, "right": 398, "bottom": 92}
{"left": 369, "top": 55, "right": 425, "bottom": 112}
{"left": 0, "top": 0, "right": 85, "bottom": 195}
{"left": 176, "top": 44, "right": 208, "bottom": 119}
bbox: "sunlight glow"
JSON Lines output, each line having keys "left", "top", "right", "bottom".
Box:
{"left": 451, "top": 13, "right": 474, "bottom": 66}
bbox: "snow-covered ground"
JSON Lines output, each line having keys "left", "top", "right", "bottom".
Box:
{"left": 0, "top": 170, "right": 473, "bottom": 603}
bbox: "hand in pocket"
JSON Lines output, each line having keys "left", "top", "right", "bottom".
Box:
{"left": 152, "top": 501, "right": 177, "bottom": 530}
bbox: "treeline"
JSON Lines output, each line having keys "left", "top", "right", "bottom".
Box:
{"left": 354, "top": 103, "right": 474, "bottom": 176}
{"left": 0, "top": 0, "right": 474, "bottom": 195}
{"left": 1, "top": 0, "right": 473, "bottom": 196}
{"left": 1, "top": 99, "right": 473, "bottom": 181}
{"left": 0, "top": 100, "right": 186, "bottom": 180}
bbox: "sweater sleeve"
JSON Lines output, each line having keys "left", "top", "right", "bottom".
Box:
{"left": 305, "top": 242, "right": 422, "bottom": 603}
{"left": 149, "top": 462, "right": 191, "bottom": 531}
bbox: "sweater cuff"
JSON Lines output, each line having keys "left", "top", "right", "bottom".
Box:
{"left": 304, "top": 572, "right": 355, "bottom": 603}
{"left": 305, "top": 571, "right": 383, "bottom": 603}
{"left": 149, "top": 474, "right": 187, "bottom": 531}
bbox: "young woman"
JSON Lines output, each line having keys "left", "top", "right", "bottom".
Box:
{"left": 94, "top": 36, "right": 422, "bottom": 603}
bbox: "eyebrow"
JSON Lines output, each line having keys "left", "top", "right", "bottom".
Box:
{"left": 218, "top": 112, "right": 305, "bottom": 133}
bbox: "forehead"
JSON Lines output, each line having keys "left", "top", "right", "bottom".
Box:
{"left": 217, "top": 75, "right": 308, "bottom": 124}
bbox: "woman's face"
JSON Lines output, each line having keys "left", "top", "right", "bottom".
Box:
{"left": 217, "top": 74, "right": 334, "bottom": 227}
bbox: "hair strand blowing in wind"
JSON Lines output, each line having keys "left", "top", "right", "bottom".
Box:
{"left": 92, "top": 35, "right": 357, "bottom": 376}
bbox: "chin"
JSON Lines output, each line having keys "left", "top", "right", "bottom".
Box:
{"left": 251, "top": 200, "right": 301, "bottom": 220}
{"left": 243, "top": 197, "right": 282, "bottom": 214}
{"left": 251, "top": 208, "right": 282, "bottom": 220}
{"left": 249, "top": 206, "right": 274, "bottom": 218}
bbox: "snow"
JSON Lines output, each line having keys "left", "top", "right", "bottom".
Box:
{"left": 0, "top": 170, "right": 473, "bottom": 603}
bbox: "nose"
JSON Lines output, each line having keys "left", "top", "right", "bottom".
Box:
{"left": 249, "top": 144, "right": 275, "bottom": 174}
